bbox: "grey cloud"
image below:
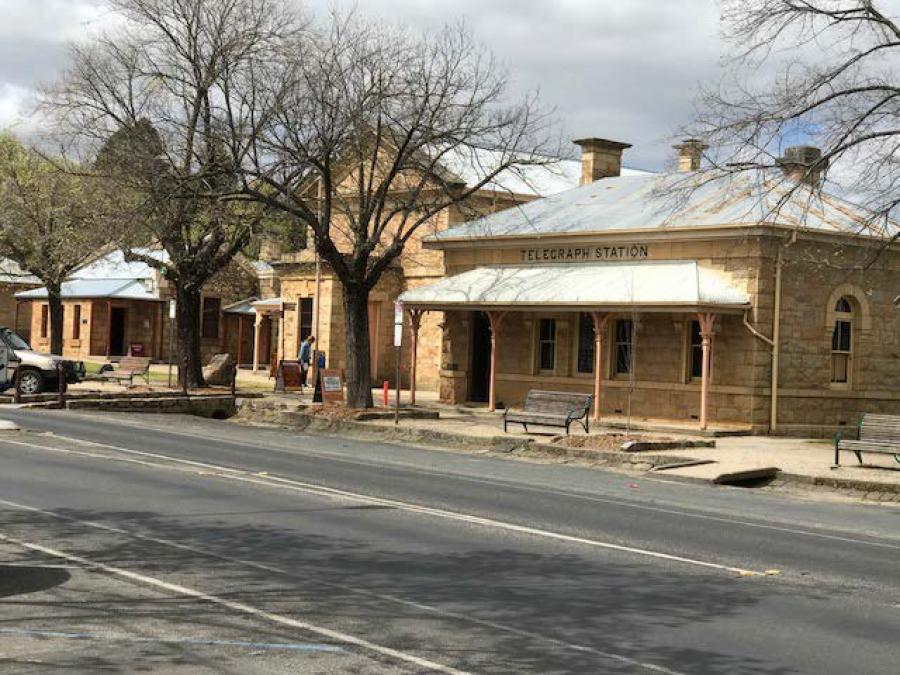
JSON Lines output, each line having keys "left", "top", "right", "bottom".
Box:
{"left": 0, "top": 0, "right": 724, "bottom": 169}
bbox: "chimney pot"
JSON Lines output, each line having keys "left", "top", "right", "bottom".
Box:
{"left": 573, "top": 137, "right": 632, "bottom": 185}
{"left": 779, "top": 145, "right": 827, "bottom": 187}
{"left": 673, "top": 138, "right": 708, "bottom": 172}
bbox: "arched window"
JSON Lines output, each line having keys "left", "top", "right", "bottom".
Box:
{"left": 831, "top": 297, "right": 853, "bottom": 384}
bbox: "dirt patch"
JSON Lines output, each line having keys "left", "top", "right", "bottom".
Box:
{"left": 553, "top": 433, "right": 669, "bottom": 451}
{"left": 307, "top": 403, "right": 373, "bottom": 420}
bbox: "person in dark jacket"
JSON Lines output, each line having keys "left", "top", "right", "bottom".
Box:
{"left": 299, "top": 336, "right": 316, "bottom": 389}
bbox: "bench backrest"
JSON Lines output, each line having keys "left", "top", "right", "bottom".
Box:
{"left": 117, "top": 356, "right": 152, "bottom": 374}
{"left": 523, "top": 390, "right": 592, "bottom": 417}
{"left": 858, "top": 413, "right": 900, "bottom": 442}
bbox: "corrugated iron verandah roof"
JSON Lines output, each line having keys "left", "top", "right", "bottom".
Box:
{"left": 398, "top": 261, "right": 751, "bottom": 312}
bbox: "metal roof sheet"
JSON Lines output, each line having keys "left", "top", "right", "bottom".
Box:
{"left": 430, "top": 172, "right": 898, "bottom": 242}
{"left": 438, "top": 147, "right": 651, "bottom": 197}
{"left": 251, "top": 297, "right": 284, "bottom": 308}
{"left": 73, "top": 248, "right": 168, "bottom": 280}
{"left": 15, "top": 278, "right": 160, "bottom": 301}
{"left": 398, "top": 261, "right": 750, "bottom": 310}
{"left": 223, "top": 297, "right": 259, "bottom": 315}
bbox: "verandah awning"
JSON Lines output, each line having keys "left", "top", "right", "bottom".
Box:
{"left": 398, "top": 261, "right": 750, "bottom": 312}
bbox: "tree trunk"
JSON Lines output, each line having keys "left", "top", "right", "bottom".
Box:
{"left": 47, "top": 284, "right": 64, "bottom": 356}
{"left": 175, "top": 283, "right": 205, "bottom": 389}
{"left": 343, "top": 283, "right": 373, "bottom": 408}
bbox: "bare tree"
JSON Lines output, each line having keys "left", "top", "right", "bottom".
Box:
{"left": 0, "top": 134, "right": 115, "bottom": 355}
{"left": 243, "top": 13, "right": 559, "bottom": 407}
{"left": 42, "top": 0, "right": 298, "bottom": 387}
{"left": 687, "top": 0, "right": 900, "bottom": 236}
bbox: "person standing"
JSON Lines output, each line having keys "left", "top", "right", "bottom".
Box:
{"left": 299, "top": 335, "right": 316, "bottom": 390}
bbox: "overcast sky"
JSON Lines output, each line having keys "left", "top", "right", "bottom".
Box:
{"left": 0, "top": 0, "right": 723, "bottom": 171}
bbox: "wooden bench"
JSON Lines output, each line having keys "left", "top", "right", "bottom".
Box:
{"left": 834, "top": 413, "right": 900, "bottom": 466}
{"left": 504, "top": 390, "right": 592, "bottom": 435}
{"left": 101, "top": 356, "right": 152, "bottom": 387}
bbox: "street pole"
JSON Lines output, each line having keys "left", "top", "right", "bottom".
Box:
{"left": 312, "top": 181, "right": 323, "bottom": 388}
{"left": 167, "top": 300, "right": 175, "bottom": 389}
{"left": 393, "top": 302, "right": 403, "bottom": 425}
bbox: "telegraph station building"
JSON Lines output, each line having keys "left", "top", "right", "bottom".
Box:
{"left": 400, "top": 139, "right": 900, "bottom": 436}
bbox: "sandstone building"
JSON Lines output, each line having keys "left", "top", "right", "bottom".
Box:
{"left": 400, "top": 138, "right": 900, "bottom": 436}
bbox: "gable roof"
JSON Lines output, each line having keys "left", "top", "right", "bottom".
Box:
{"left": 429, "top": 171, "right": 898, "bottom": 243}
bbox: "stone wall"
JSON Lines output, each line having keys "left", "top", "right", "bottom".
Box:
{"left": 0, "top": 283, "right": 35, "bottom": 340}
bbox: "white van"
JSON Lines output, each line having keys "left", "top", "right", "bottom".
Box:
{"left": 0, "top": 328, "right": 85, "bottom": 394}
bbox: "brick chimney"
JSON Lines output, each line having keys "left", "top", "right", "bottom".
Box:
{"left": 673, "top": 138, "right": 708, "bottom": 172}
{"left": 573, "top": 138, "right": 632, "bottom": 185}
{"left": 778, "top": 145, "right": 828, "bottom": 187}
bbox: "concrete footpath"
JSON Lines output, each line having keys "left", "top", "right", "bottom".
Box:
{"left": 236, "top": 393, "right": 900, "bottom": 505}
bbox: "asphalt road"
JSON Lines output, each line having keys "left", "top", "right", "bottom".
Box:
{"left": 0, "top": 409, "right": 898, "bottom": 674}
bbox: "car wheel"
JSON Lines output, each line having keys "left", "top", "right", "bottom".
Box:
{"left": 17, "top": 369, "right": 44, "bottom": 395}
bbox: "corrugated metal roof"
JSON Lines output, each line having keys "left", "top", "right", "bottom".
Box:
{"left": 15, "top": 278, "right": 160, "bottom": 301}
{"left": 439, "top": 147, "right": 650, "bottom": 197}
{"left": 430, "top": 171, "right": 898, "bottom": 242}
{"left": 398, "top": 261, "right": 750, "bottom": 310}
{"left": 224, "top": 297, "right": 259, "bottom": 315}
{"left": 73, "top": 248, "right": 168, "bottom": 280}
{"left": 251, "top": 297, "right": 284, "bottom": 308}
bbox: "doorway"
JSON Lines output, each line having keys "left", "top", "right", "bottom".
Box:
{"left": 109, "top": 307, "right": 127, "bottom": 356}
{"left": 469, "top": 311, "right": 492, "bottom": 402}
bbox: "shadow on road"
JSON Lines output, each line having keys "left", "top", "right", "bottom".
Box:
{"left": 0, "top": 503, "right": 825, "bottom": 674}
{"left": 0, "top": 565, "right": 71, "bottom": 599}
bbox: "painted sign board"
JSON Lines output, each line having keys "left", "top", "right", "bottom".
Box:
{"left": 393, "top": 302, "right": 403, "bottom": 347}
{"left": 319, "top": 368, "right": 344, "bottom": 403}
{"left": 519, "top": 244, "right": 650, "bottom": 263}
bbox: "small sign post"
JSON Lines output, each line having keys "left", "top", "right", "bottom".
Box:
{"left": 393, "top": 302, "right": 403, "bottom": 425}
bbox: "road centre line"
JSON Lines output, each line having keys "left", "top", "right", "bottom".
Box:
{"left": 0, "top": 435, "right": 764, "bottom": 576}
{"left": 14, "top": 414, "right": 900, "bottom": 554}
{"left": 0, "top": 532, "right": 465, "bottom": 675}
{"left": 0, "top": 495, "right": 682, "bottom": 674}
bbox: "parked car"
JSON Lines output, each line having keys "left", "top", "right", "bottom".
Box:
{"left": 0, "top": 327, "right": 85, "bottom": 394}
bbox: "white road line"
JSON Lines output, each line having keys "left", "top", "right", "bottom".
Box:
{"left": 0, "top": 496, "right": 684, "bottom": 674}
{"left": 0, "top": 532, "right": 467, "bottom": 675}
{"left": 0, "top": 435, "right": 764, "bottom": 576}
{"left": 37, "top": 412, "right": 900, "bottom": 551}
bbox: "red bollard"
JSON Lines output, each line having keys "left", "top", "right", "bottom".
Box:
{"left": 382, "top": 380, "right": 389, "bottom": 407}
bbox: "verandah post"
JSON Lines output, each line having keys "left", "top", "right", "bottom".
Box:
{"left": 590, "top": 311, "right": 609, "bottom": 422}
{"left": 697, "top": 312, "right": 717, "bottom": 430}
{"left": 407, "top": 309, "right": 425, "bottom": 406}
{"left": 486, "top": 311, "right": 506, "bottom": 413}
